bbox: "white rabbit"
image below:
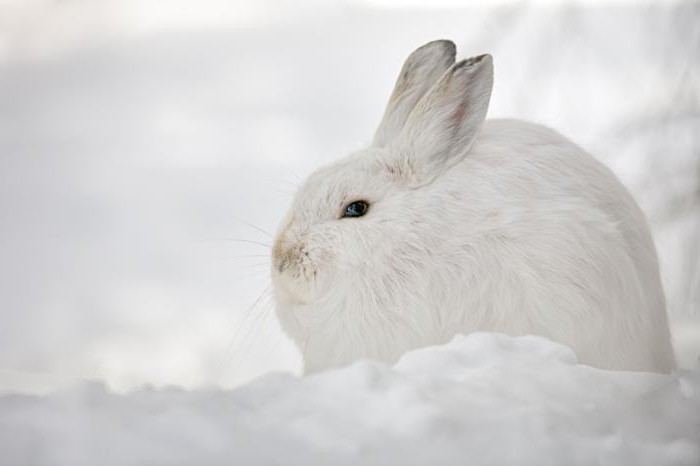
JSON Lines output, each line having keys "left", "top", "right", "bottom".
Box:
{"left": 271, "top": 40, "right": 676, "bottom": 374}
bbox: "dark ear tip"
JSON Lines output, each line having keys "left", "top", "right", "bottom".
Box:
{"left": 454, "top": 54, "right": 493, "bottom": 70}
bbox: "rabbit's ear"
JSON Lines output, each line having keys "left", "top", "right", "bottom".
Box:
{"left": 394, "top": 54, "right": 493, "bottom": 185}
{"left": 372, "top": 40, "right": 456, "bottom": 148}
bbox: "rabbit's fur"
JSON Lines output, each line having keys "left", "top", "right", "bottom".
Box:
{"left": 271, "top": 40, "right": 676, "bottom": 373}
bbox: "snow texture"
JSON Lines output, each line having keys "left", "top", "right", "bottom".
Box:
{"left": 1, "top": 333, "right": 699, "bottom": 466}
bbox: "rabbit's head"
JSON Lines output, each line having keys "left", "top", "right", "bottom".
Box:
{"left": 272, "top": 40, "right": 493, "bottom": 371}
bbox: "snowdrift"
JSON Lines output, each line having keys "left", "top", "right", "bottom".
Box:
{"left": 1, "top": 333, "right": 698, "bottom": 466}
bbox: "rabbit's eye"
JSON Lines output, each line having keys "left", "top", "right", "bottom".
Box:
{"left": 342, "top": 200, "right": 370, "bottom": 218}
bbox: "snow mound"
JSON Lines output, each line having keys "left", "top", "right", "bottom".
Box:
{"left": 1, "top": 333, "right": 698, "bottom": 466}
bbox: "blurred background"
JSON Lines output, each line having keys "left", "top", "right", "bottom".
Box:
{"left": 0, "top": 0, "right": 697, "bottom": 394}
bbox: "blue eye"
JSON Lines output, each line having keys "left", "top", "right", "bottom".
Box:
{"left": 343, "top": 200, "right": 370, "bottom": 218}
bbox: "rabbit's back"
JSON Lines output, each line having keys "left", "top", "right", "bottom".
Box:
{"left": 431, "top": 119, "right": 676, "bottom": 372}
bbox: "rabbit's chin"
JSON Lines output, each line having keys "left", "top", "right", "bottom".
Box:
{"left": 272, "top": 269, "right": 314, "bottom": 307}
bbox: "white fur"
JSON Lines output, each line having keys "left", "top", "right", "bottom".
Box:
{"left": 271, "top": 41, "right": 676, "bottom": 374}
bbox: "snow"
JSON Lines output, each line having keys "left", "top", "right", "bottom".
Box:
{"left": 1, "top": 333, "right": 698, "bottom": 466}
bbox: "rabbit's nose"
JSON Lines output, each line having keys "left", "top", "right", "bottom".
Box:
{"left": 277, "top": 256, "right": 290, "bottom": 273}
{"left": 272, "top": 240, "right": 284, "bottom": 272}
{"left": 272, "top": 238, "right": 293, "bottom": 274}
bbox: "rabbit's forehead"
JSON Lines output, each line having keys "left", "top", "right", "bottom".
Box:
{"left": 295, "top": 154, "right": 390, "bottom": 213}
{"left": 302, "top": 159, "right": 385, "bottom": 200}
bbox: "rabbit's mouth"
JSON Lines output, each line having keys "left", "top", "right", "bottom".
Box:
{"left": 271, "top": 252, "right": 317, "bottom": 306}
